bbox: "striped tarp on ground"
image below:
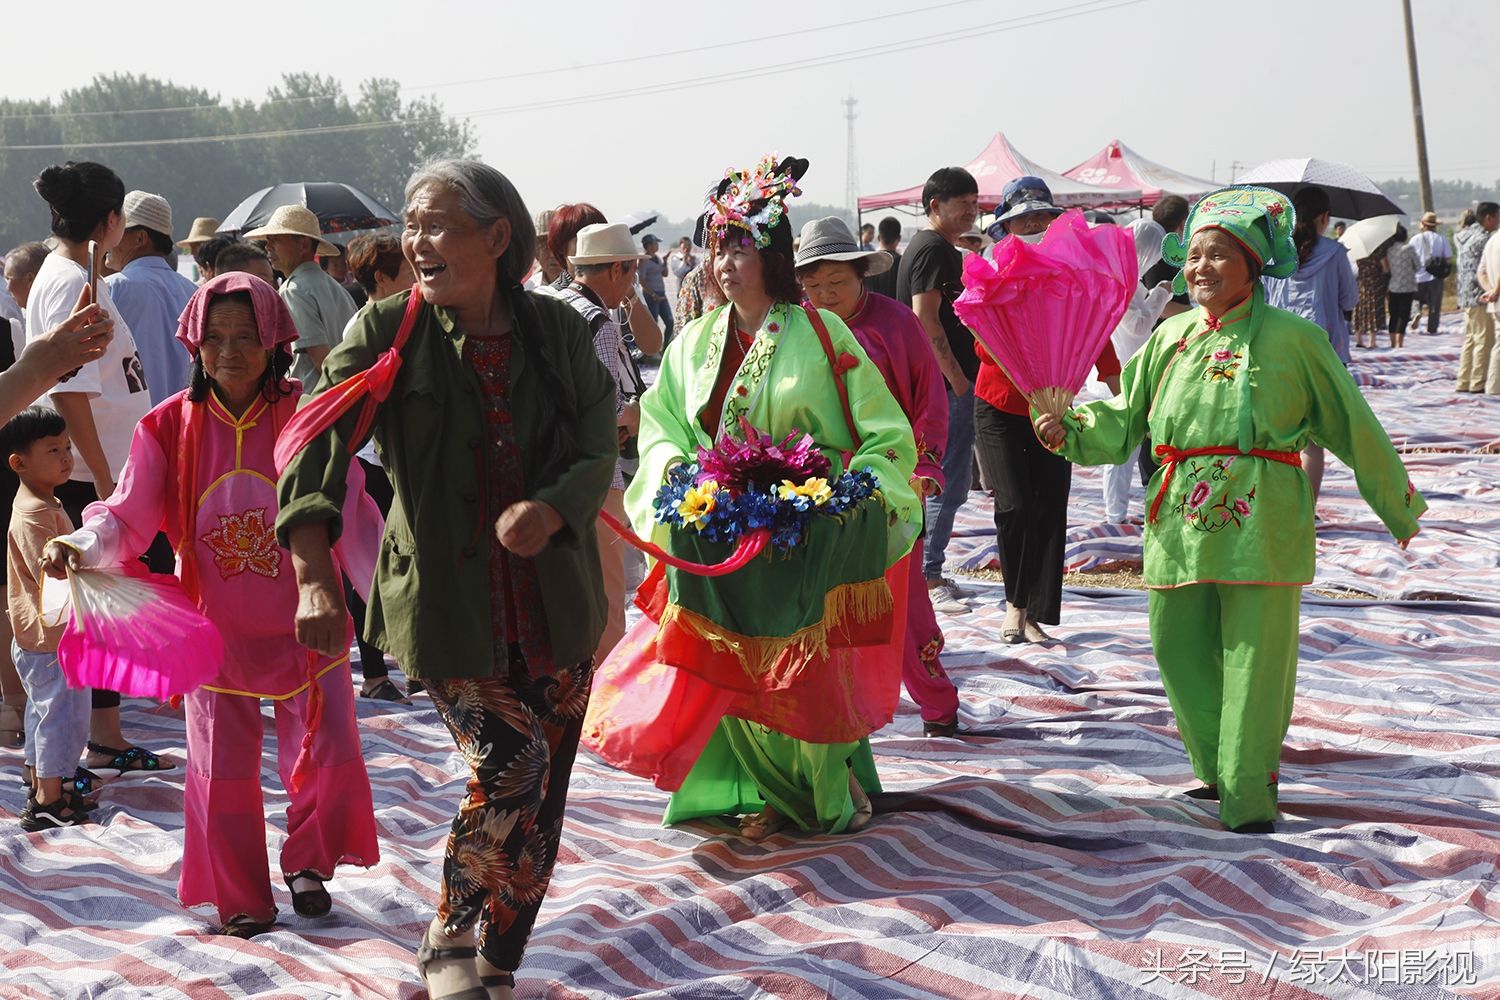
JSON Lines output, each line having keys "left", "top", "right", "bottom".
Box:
{"left": 952, "top": 313, "right": 1500, "bottom": 602}
{"left": 1, "top": 313, "right": 1497, "bottom": 998}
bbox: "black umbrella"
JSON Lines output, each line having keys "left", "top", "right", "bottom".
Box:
{"left": 217, "top": 182, "right": 399, "bottom": 236}
{"left": 619, "top": 210, "right": 659, "bottom": 235}
{"left": 1233, "top": 158, "right": 1403, "bottom": 220}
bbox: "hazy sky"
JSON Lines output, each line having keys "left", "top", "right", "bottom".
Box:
{"left": 6, "top": 0, "right": 1494, "bottom": 223}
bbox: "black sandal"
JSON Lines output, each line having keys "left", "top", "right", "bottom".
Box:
{"left": 284, "top": 871, "right": 332, "bottom": 918}
{"left": 217, "top": 914, "right": 275, "bottom": 938}
{"left": 417, "top": 934, "right": 488, "bottom": 1000}
{"left": 480, "top": 971, "right": 516, "bottom": 993}
{"left": 360, "top": 678, "right": 411, "bottom": 704}
{"left": 86, "top": 742, "right": 172, "bottom": 776}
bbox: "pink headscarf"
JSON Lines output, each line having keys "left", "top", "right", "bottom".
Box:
{"left": 175, "top": 271, "right": 299, "bottom": 353}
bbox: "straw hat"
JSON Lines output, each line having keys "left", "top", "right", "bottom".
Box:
{"left": 177, "top": 216, "right": 220, "bottom": 250}
{"left": 242, "top": 206, "right": 339, "bottom": 257}
{"left": 792, "top": 217, "right": 892, "bottom": 275}
{"left": 1420, "top": 211, "right": 1441, "bottom": 229}
{"left": 123, "top": 191, "right": 173, "bottom": 238}
{"left": 569, "top": 223, "right": 647, "bottom": 266}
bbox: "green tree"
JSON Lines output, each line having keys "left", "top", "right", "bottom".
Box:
{"left": 0, "top": 73, "right": 473, "bottom": 253}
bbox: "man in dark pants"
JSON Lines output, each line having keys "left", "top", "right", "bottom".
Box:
{"left": 897, "top": 168, "right": 980, "bottom": 615}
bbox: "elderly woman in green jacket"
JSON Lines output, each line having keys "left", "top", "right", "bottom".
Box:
{"left": 277, "top": 159, "right": 617, "bottom": 1000}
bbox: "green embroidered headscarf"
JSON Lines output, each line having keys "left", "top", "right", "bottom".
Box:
{"left": 1162, "top": 185, "right": 1298, "bottom": 294}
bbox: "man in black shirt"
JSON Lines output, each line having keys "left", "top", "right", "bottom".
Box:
{"left": 897, "top": 167, "right": 980, "bottom": 614}
{"left": 865, "top": 216, "right": 904, "bottom": 299}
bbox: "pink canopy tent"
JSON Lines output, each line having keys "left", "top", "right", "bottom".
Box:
{"left": 857, "top": 133, "right": 1139, "bottom": 214}
{"left": 1064, "top": 140, "right": 1216, "bottom": 206}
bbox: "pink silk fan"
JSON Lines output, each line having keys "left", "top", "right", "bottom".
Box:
{"left": 57, "top": 562, "right": 225, "bottom": 701}
{"left": 955, "top": 209, "right": 1137, "bottom": 420}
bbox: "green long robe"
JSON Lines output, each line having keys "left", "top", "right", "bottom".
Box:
{"left": 626, "top": 302, "right": 920, "bottom": 831}
{"left": 1057, "top": 287, "right": 1425, "bottom": 585}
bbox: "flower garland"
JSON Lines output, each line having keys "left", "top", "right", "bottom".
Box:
{"left": 654, "top": 421, "right": 880, "bottom": 552}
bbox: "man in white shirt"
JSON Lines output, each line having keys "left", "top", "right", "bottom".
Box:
{"left": 1410, "top": 211, "right": 1452, "bottom": 336}
{"left": 243, "top": 206, "right": 355, "bottom": 388}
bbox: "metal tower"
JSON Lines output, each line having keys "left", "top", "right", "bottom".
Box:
{"left": 843, "top": 95, "right": 859, "bottom": 220}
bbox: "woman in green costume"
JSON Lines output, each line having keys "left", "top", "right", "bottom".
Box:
{"left": 624, "top": 155, "right": 921, "bottom": 839}
{"left": 1035, "top": 187, "right": 1425, "bottom": 833}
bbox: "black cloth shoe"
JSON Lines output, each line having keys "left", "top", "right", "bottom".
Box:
{"left": 1184, "top": 785, "right": 1220, "bottom": 800}
{"left": 922, "top": 719, "right": 960, "bottom": 738}
{"left": 284, "top": 871, "right": 332, "bottom": 917}
{"left": 1229, "top": 820, "right": 1276, "bottom": 834}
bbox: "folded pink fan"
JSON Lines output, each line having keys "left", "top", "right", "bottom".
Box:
{"left": 955, "top": 209, "right": 1137, "bottom": 421}
{"left": 57, "top": 563, "right": 225, "bottom": 701}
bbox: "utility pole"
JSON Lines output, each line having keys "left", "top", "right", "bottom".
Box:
{"left": 843, "top": 95, "right": 859, "bottom": 224}
{"left": 1401, "top": 0, "right": 1435, "bottom": 213}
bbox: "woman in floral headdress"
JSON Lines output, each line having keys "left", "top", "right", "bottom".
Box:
{"left": 617, "top": 155, "right": 922, "bottom": 839}
{"left": 44, "top": 272, "right": 383, "bottom": 936}
{"left": 1034, "top": 187, "right": 1424, "bottom": 833}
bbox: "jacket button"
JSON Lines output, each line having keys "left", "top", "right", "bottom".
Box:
{"left": 463, "top": 491, "right": 477, "bottom": 503}
{"left": 462, "top": 544, "right": 479, "bottom": 558}
{"left": 468, "top": 437, "right": 481, "bottom": 449}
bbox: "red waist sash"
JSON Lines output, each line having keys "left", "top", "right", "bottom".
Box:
{"left": 1149, "top": 445, "right": 1303, "bottom": 524}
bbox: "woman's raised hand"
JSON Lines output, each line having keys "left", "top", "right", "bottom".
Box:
{"left": 496, "top": 500, "right": 565, "bottom": 558}
{"left": 1033, "top": 413, "right": 1066, "bottom": 450}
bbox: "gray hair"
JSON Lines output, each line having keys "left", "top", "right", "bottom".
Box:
{"left": 405, "top": 158, "right": 536, "bottom": 286}
{"left": 4, "top": 241, "right": 49, "bottom": 280}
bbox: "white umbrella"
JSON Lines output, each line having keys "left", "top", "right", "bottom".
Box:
{"left": 1339, "top": 214, "right": 1404, "bottom": 261}
{"left": 1235, "top": 158, "right": 1404, "bottom": 219}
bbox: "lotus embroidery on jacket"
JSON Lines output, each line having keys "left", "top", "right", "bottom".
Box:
{"left": 201, "top": 508, "right": 282, "bottom": 580}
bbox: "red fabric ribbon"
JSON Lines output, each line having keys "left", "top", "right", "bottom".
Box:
{"left": 273, "top": 287, "right": 425, "bottom": 476}
{"left": 598, "top": 509, "right": 768, "bottom": 577}
{"left": 287, "top": 651, "right": 326, "bottom": 795}
{"left": 1148, "top": 444, "right": 1302, "bottom": 524}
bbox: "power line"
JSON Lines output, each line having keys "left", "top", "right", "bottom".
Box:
{"left": 0, "top": 0, "right": 1149, "bottom": 151}
{"left": 0, "top": 0, "right": 996, "bottom": 122}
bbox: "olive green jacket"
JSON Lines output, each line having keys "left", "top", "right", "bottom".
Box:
{"left": 276, "top": 287, "right": 618, "bottom": 679}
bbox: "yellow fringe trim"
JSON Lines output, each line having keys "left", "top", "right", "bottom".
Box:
{"left": 660, "top": 577, "right": 892, "bottom": 684}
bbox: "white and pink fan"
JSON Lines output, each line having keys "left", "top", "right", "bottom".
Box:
{"left": 56, "top": 563, "right": 224, "bottom": 701}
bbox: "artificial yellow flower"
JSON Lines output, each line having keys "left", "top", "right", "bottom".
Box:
{"left": 678, "top": 481, "right": 720, "bottom": 527}
{"left": 777, "top": 477, "right": 832, "bottom": 506}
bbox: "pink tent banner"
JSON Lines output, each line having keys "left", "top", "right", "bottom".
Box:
{"left": 1064, "top": 140, "right": 1217, "bottom": 206}
{"left": 858, "top": 133, "right": 1140, "bottom": 213}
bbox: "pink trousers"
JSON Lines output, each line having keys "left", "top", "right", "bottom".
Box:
{"left": 178, "top": 663, "right": 379, "bottom": 924}
{"left": 903, "top": 538, "right": 960, "bottom": 724}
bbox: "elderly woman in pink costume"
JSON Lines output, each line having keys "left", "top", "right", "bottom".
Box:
{"left": 794, "top": 217, "right": 961, "bottom": 736}
{"left": 43, "top": 272, "right": 382, "bottom": 938}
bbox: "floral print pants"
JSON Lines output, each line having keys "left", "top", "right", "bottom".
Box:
{"left": 427, "top": 652, "right": 593, "bottom": 972}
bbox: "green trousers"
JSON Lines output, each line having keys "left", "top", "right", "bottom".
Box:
{"left": 663, "top": 719, "right": 881, "bottom": 833}
{"left": 1148, "top": 582, "right": 1302, "bottom": 829}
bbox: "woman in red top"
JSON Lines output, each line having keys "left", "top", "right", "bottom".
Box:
{"left": 974, "top": 184, "right": 1121, "bottom": 643}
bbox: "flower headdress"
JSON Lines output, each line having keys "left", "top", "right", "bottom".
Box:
{"left": 693, "top": 154, "right": 810, "bottom": 253}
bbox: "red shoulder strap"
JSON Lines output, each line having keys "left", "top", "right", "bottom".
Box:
{"left": 803, "top": 305, "right": 861, "bottom": 450}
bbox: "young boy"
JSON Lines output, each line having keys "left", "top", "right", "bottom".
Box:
{"left": 3, "top": 406, "right": 92, "bottom": 830}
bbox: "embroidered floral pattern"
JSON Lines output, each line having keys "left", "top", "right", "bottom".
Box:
{"left": 1174, "top": 460, "right": 1257, "bottom": 532}
{"left": 201, "top": 508, "right": 281, "bottom": 580}
{"left": 1201, "top": 347, "right": 1243, "bottom": 382}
